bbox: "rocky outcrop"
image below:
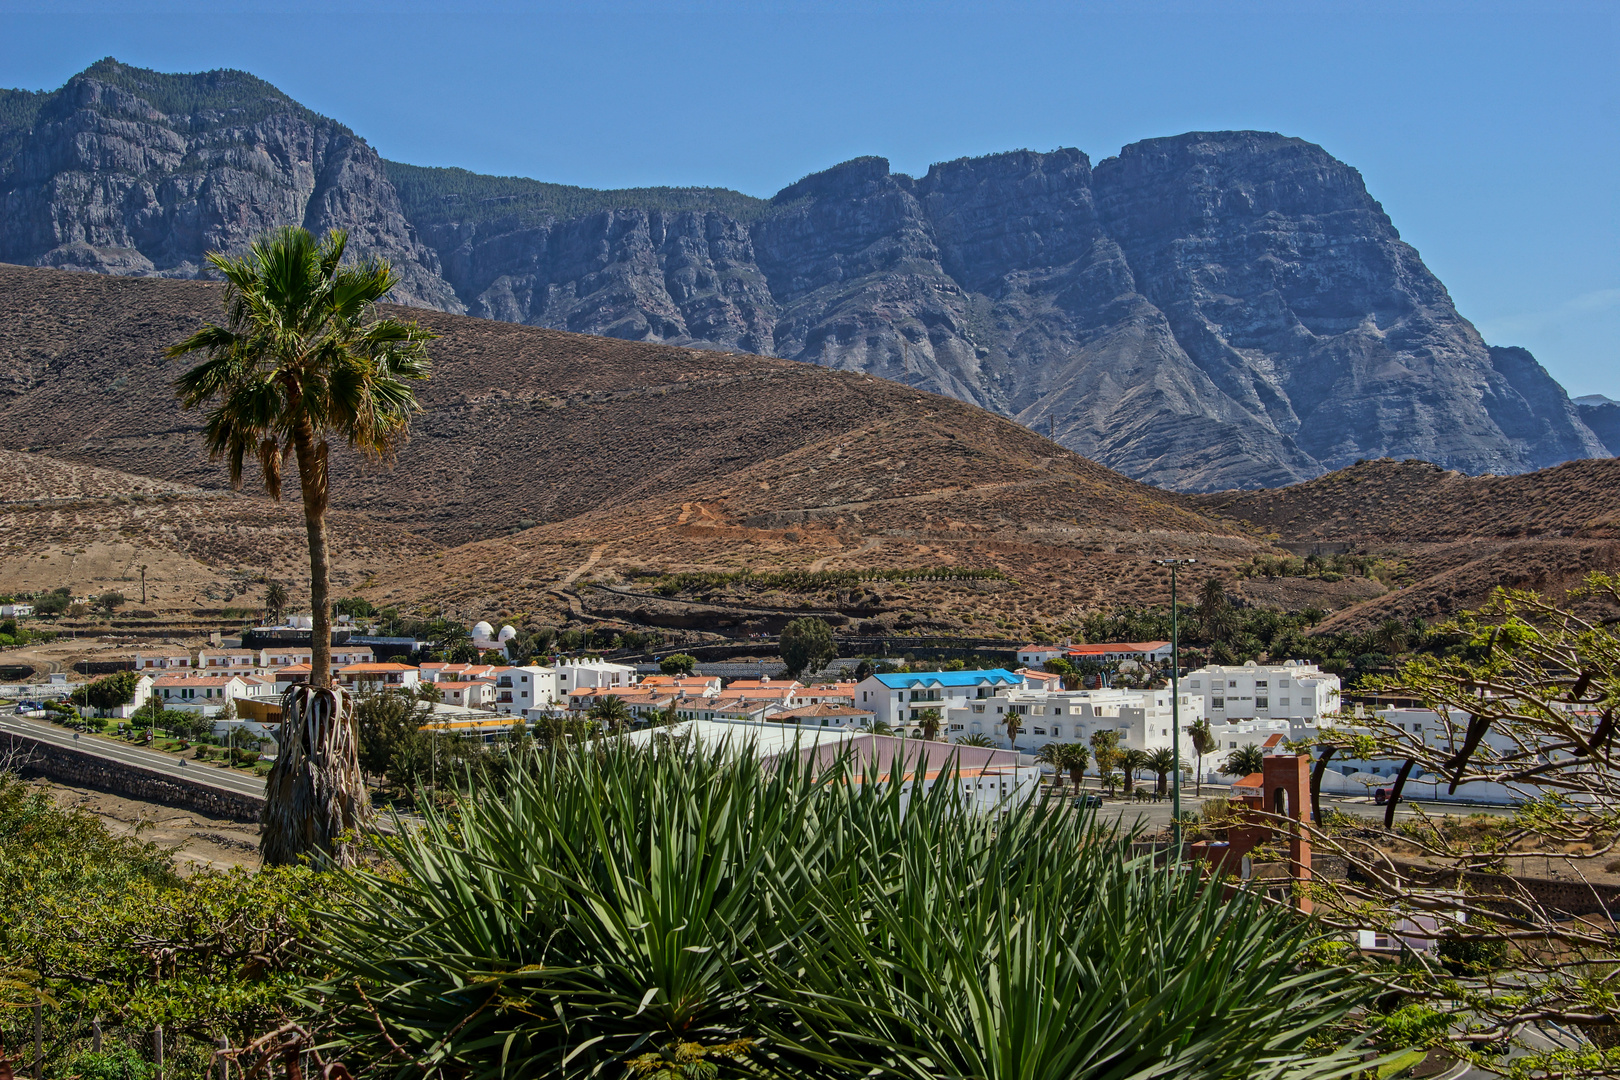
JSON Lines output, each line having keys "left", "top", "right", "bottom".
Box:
{"left": 1575, "top": 395, "right": 1620, "bottom": 456}
{"left": 1, "top": 61, "right": 1605, "bottom": 489}
{"left": 0, "top": 59, "right": 458, "bottom": 310}
{"left": 402, "top": 136, "right": 1605, "bottom": 489}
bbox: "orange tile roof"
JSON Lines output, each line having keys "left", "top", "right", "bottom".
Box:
{"left": 153, "top": 674, "right": 243, "bottom": 687}
{"left": 1067, "top": 642, "right": 1169, "bottom": 656}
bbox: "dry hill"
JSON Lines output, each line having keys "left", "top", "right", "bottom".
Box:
{"left": 0, "top": 264, "right": 1269, "bottom": 643}
{"left": 1190, "top": 458, "right": 1620, "bottom": 632}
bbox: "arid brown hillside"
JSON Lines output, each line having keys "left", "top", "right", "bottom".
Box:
{"left": 1188, "top": 458, "right": 1620, "bottom": 633}
{"left": 0, "top": 264, "right": 1274, "bottom": 643}
{"left": 1, "top": 263, "right": 1231, "bottom": 543}
{"left": 0, "top": 449, "right": 439, "bottom": 609}
{"left": 1190, "top": 458, "right": 1620, "bottom": 542}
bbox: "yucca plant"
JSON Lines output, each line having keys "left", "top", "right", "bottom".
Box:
{"left": 312, "top": 740, "right": 1372, "bottom": 1079}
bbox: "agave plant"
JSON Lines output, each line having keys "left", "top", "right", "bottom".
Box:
{"left": 312, "top": 740, "right": 1371, "bottom": 1079}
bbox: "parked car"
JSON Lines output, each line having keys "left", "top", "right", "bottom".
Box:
{"left": 1373, "top": 787, "right": 1390, "bottom": 805}
{"left": 1072, "top": 793, "right": 1103, "bottom": 808}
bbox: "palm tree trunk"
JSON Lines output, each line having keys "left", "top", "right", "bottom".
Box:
{"left": 292, "top": 420, "right": 332, "bottom": 686}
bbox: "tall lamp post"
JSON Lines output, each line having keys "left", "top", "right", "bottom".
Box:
{"left": 1155, "top": 558, "right": 1196, "bottom": 852}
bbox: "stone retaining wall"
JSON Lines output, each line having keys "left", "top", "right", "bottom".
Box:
{"left": 6, "top": 732, "right": 264, "bottom": 823}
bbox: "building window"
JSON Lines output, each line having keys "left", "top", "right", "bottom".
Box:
{"left": 1212, "top": 697, "right": 1225, "bottom": 709}
{"left": 1279, "top": 697, "right": 1289, "bottom": 706}
{"left": 1256, "top": 697, "right": 1269, "bottom": 709}
{"left": 1229, "top": 741, "right": 1237, "bottom": 749}
{"left": 1256, "top": 680, "right": 1268, "bottom": 689}
{"left": 1033, "top": 727, "right": 1046, "bottom": 736}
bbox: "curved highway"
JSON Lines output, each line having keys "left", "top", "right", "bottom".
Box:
{"left": 0, "top": 713, "right": 267, "bottom": 799}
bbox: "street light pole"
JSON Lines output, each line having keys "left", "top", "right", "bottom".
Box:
{"left": 1155, "top": 558, "right": 1195, "bottom": 854}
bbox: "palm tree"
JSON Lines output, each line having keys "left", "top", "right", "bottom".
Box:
{"left": 1147, "top": 747, "right": 1181, "bottom": 797}
{"left": 858, "top": 719, "right": 895, "bottom": 736}
{"left": 915, "top": 707, "right": 943, "bottom": 741}
{"left": 1003, "top": 710, "right": 1024, "bottom": 750}
{"left": 1119, "top": 748, "right": 1150, "bottom": 796}
{"left": 1189, "top": 717, "right": 1217, "bottom": 796}
{"left": 589, "top": 695, "right": 632, "bottom": 736}
{"left": 1060, "top": 743, "right": 1090, "bottom": 791}
{"left": 1036, "top": 743, "right": 1065, "bottom": 789}
{"left": 170, "top": 226, "right": 434, "bottom": 869}
{"left": 954, "top": 733, "right": 995, "bottom": 748}
{"left": 263, "top": 579, "right": 289, "bottom": 625}
{"left": 1223, "top": 743, "right": 1267, "bottom": 779}
{"left": 1374, "top": 618, "right": 1407, "bottom": 658}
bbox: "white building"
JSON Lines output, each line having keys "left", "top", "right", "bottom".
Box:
{"left": 152, "top": 673, "right": 250, "bottom": 714}
{"left": 1183, "top": 661, "right": 1340, "bottom": 731}
{"left": 854, "top": 669, "right": 1026, "bottom": 729}
{"left": 0, "top": 603, "right": 34, "bottom": 618}
{"left": 259, "top": 644, "right": 375, "bottom": 669}
{"left": 944, "top": 686, "right": 1205, "bottom": 753}
{"left": 617, "top": 722, "right": 1042, "bottom": 815}
{"left": 1015, "top": 643, "right": 1070, "bottom": 667}
{"left": 196, "top": 649, "right": 261, "bottom": 674}
{"left": 492, "top": 665, "right": 559, "bottom": 715}
{"left": 554, "top": 658, "right": 637, "bottom": 695}
{"left": 1066, "top": 641, "right": 1173, "bottom": 665}
{"left": 1309, "top": 707, "right": 1531, "bottom": 805}
{"left": 133, "top": 650, "right": 192, "bottom": 672}
{"left": 337, "top": 662, "right": 421, "bottom": 693}
{"left": 436, "top": 680, "right": 497, "bottom": 709}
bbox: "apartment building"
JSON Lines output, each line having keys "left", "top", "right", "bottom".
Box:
{"left": 943, "top": 686, "right": 1205, "bottom": 752}
{"left": 1183, "top": 661, "right": 1340, "bottom": 731}
{"left": 492, "top": 665, "right": 559, "bottom": 715}
{"left": 554, "top": 658, "right": 637, "bottom": 695}
{"left": 853, "top": 669, "right": 1026, "bottom": 729}
{"left": 196, "top": 649, "right": 261, "bottom": 674}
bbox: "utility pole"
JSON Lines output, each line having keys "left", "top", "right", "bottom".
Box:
{"left": 140, "top": 564, "right": 148, "bottom": 605}
{"left": 1155, "top": 558, "right": 1196, "bottom": 853}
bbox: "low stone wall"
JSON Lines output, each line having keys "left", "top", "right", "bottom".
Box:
{"left": 7, "top": 732, "right": 264, "bottom": 823}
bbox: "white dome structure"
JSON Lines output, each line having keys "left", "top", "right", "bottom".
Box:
{"left": 472, "top": 620, "right": 496, "bottom": 641}
{"left": 497, "top": 624, "right": 518, "bottom": 643}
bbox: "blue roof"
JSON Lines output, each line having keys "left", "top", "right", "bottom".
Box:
{"left": 871, "top": 669, "right": 1024, "bottom": 689}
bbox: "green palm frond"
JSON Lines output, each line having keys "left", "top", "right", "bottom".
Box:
{"left": 310, "top": 741, "right": 1373, "bottom": 1080}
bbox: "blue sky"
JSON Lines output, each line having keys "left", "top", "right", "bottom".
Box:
{"left": 2, "top": 0, "right": 1615, "bottom": 395}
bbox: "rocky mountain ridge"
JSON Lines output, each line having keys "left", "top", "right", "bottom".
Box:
{"left": 1, "top": 59, "right": 1606, "bottom": 490}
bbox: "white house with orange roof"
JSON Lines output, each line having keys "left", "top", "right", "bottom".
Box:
{"left": 336, "top": 662, "right": 420, "bottom": 693}
{"left": 435, "top": 680, "right": 497, "bottom": 709}
{"left": 789, "top": 682, "right": 857, "bottom": 707}
{"left": 420, "top": 662, "right": 504, "bottom": 684}
{"left": 1066, "top": 642, "right": 1173, "bottom": 665}
{"left": 1016, "top": 643, "right": 1070, "bottom": 667}
{"left": 639, "top": 674, "right": 722, "bottom": 697}
{"left": 1015, "top": 669, "right": 1064, "bottom": 692}
{"left": 152, "top": 673, "right": 250, "bottom": 714}
{"left": 770, "top": 703, "right": 876, "bottom": 730}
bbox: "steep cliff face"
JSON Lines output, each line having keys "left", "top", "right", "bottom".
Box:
{"left": 394, "top": 139, "right": 1604, "bottom": 489}
{"left": 1, "top": 61, "right": 1604, "bottom": 489}
{"left": 0, "top": 59, "right": 458, "bottom": 310}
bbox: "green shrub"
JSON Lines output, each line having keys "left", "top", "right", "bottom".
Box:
{"left": 314, "top": 743, "right": 1370, "bottom": 1079}
{"left": 55, "top": 1046, "right": 154, "bottom": 1080}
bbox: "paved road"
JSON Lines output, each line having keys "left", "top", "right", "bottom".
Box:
{"left": 0, "top": 713, "right": 267, "bottom": 799}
